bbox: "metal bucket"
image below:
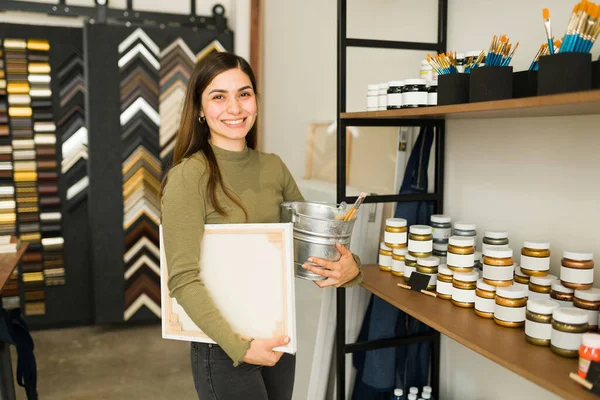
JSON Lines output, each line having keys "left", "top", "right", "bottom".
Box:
{"left": 280, "top": 201, "right": 356, "bottom": 281}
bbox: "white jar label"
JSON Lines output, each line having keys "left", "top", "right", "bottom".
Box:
{"left": 561, "top": 266, "right": 594, "bottom": 285}
{"left": 475, "top": 296, "right": 495, "bottom": 313}
{"left": 527, "top": 291, "right": 550, "bottom": 301}
{"left": 482, "top": 264, "right": 513, "bottom": 281}
{"left": 447, "top": 252, "right": 475, "bottom": 268}
{"left": 378, "top": 94, "right": 387, "bottom": 108}
{"left": 404, "top": 266, "right": 416, "bottom": 278}
{"left": 385, "top": 231, "right": 407, "bottom": 245}
{"left": 494, "top": 304, "right": 525, "bottom": 322}
{"left": 428, "top": 92, "right": 437, "bottom": 106}
{"left": 391, "top": 259, "right": 405, "bottom": 274}
{"left": 452, "top": 287, "right": 476, "bottom": 303}
{"left": 367, "top": 95, "right": 378, "bottom": 108}
{"left": 379, "top": 254, "right": 392, "bottom": 267}
{"left": 432, "top": 227, "right": 450, "bottom": 240}
{"left": 521, "top": 255, "right": 550, "bottom": 271}
{"left": 402, "top": 91, "right": 428, "bottom": 106}
{"left": 576, "top": 308, "right": 600, "bottom": 326}
{"left": 525, "top": 320, "right": 552, "bottom": 340}
{"left": 554, "top": 299, "right": 573, "bottom": 308}
{"left": 386, "top": 93, "right": 403, "bottom": 107}
{"left": 436, "top": 280, "right": 452, "bottom": 295}
{"left": 514, "top": 281, "right": 529, "bottom": 294}
{"left": 551, "top": 329, "right": 584, "bottom": 351}
{"left": 408, "top": 239, "right": 433, "bottom": 253}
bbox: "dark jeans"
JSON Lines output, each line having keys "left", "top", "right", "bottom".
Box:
{"left": 191, "top": 342, "right": 295, "bottom": 400}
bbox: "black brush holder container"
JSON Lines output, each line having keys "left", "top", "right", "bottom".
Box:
{"left": 538, "top": 53, "right": 592, "bottom": 95}
{"left": 592, "top": 60, "right": 600, "bottom": 89}
{"left": 513, "top": 70, "right": 538, "bottom": 98}
{"left": 469, "top": 66, "right": 513, "bottom": 103}
{"left": 437, "top": 73, "right": 470, "bottom": 105}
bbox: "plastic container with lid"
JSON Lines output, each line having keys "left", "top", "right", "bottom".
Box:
{"left": 451, "top": 271, "right": 478, "bottom": 308}
{"left": 391, "top": 247, "right": 408, "bottom": 277}
{"left": 378, "top": 242, "right": 393, "bottom": 272}
{"left": 427, "top": 81, "right": 438, "bottom": 106}
{"left": 482, "top": 248, "right": 514, "bottom": 287}
{"left": 417, "top": 256, "right": 439, "bottom": 290}
{"left": 422, "top": 393, "right": 432, "bottom": 400}
{"left": 551, "top": 307, "right": 589, "bottom": 358}
{"left": 525, "top": 299, "right": 560, "bottom": 346}
{"left": 446, "top": 236, "right": 475, "bottom": 273}
{"left": 513, "top": 266, "right": 530, "bottom": 294}
{"left": 404, "top": 254, "right": 417, "bottom": 281}
{"left": 430, "top": 214, "right": 451, "bottom": 243}
{"left": 402, "top": 79, "right": 428, "bottom": 108}
{"left": 420, "top": 59, "right": 433, "bottom": 81}
{"left": 393, "top": 388, "right": 404, "bottom": 400}
{"left": 520, "top": 241, "right": 551, "bottom": 277}
{"left": 436, "top": 264, "right": 454, "bottom": 300}
{"left": 579, "top": 333, "right": 600, "bottom": 378}
{"left": 528, "top": 274, "right": 557, "bottom": 301}
{"left": 378, "top": 83, "right": 389, "bottom": 111}
{"left": 475, "top": 279, "right": 497, "bottom": 318}
{"left": 433, "top": 242, "right": 448, "bottom": 265}
{"left": 574, "top": 288, "right": 600, "bottom": 331}
{"left": 494, "top": 285, "right": 527, "bottom": 328}
{"left": 384, "top": 218, "right": 408, "bottom": 249}
{"left": 561, "top": 251, "right": 594, "bottom": 290}
{"left": 551, "top": 280, "right": 574, "bottom": 308}
{"left": 408, "top": 225, "right": 433, "bottom": 258}
{"left": 408, "top": 394, "right": 417, "bottom": 400}
{"left": 482, "top": 230, "right": 509, "bottom": 253}
{"left": 456, "top": 52, "right": 466, "bottom": 73}
{"left": 387, "top": 81, "right": 404, "bottom": 110}
{"left": 409, "top": 387, "right": 419, "bottom": 395}
{"left": 452, "top": 222, "right": 477, "bottom": 238}
{"left": 367, "top": 84, "right": 379, "bottom": 111}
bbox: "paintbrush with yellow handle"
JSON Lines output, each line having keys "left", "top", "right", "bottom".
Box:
{"left": 335, "top": 192, "right": 368, "bottom": 221}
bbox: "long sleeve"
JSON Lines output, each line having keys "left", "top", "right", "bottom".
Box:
{"left": 161, "top": 157, "right": 250, "bottom": 366}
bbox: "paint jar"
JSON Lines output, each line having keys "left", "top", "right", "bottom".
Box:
{"left": 525, "top": 299, "right": 560, "bottom": 346}
{"left": 551, "top": 308, "right": 589, "bottom": 358}
{"left": 367, "top": 84, "right": 379, "bottom": 111}
{"left": 452, "top": 222, "right": 477, "bottom": 239}
{"left": 482, "top": 230, "right": 509, "bottom": 253}
{"left": 520, "top": 241, "right": 551, "bottom": 277}
{"left": 408, "top": 225, "right": 433, "bottom": 258}
{"left": 402, "top": 79, "right": 428, "bottom": 108}
{"left": 391, "top": 247, "right": 408, "bottom": 278}
{"left": 378, "top": 83, "right": 389, "bottom": 111}
{"left": 475, "top": 279, "right": 497, "bottom": 319}
{"left": 379, "top": 242, "right": 393, "bottom": 272}
{"left": 387, "top": 81, "right": 404, "bottom": 110}
{"left": 451, "top": 271, "right": 478, "bottom": 308}
{"left": 430, "top": 214, "right": 451, "bottom": 243}
{"left": 528, "top": 274, "right": 557, "bottom": 301}
{"left": 456, "top": 53, "right": 466, "bottom": 73}
{"left": 433, "top": 242, "right": 448, "bottom": 265}
{"left": 579, "top": 333, "right": 600, "bottom": 378}
{"left": 420, "top": 59, "right": 433, "bottom": 81}
{"left": 494, "top": 285, "right": 527, "bottom": 328}
{"left": 513, "top": 266, "right": 530, "bottom": 295}
{"left": 436, "top": 264, "right": 453, "bottom": 300}
{"left": 404, "top": 254, "right": 417, "bottom": 281}
{"left": 561, "top": 251, "right": 594, "bottom": 290}
{"left": 384, "top": 218, "right": 408, "bottom": 249}
{"left": 474, "top": 251, "right": 483, "bottom": 270}
{"left": 446, "top": 236, "right": 475, "bottom": 273}
{"left": 427, "top": 81, "right": 438, "bottom": 106}
{"left": 574, "top": 288, "right": 600, "bottom": 331}
{"left": 417, "top": 256, "right": 439, "bottom": 290}
{"left": 550, "top": 280, "right": 575, "bottom": 308}
{"left": 482, "top": 248, "right": 514, "bottom": 287}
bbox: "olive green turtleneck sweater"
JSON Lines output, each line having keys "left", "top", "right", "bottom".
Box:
{"left": 161, "top": 143, "right": 362, "bottom": 366}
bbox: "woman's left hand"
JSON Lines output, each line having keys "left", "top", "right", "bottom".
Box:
{"left": 302, "top": 243, "right": 359, "bottom": 288}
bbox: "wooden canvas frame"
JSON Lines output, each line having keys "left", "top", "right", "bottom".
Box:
{"left": 160, "top": 223, "right": 296, "bottom": 354}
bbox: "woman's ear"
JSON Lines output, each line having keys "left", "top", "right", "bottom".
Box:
{"left": 199, "top": 109, "right": 204, "bottom": 118}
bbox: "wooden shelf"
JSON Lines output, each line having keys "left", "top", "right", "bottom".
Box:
{"left": 0, "top": 243, "right": 28, "bottom": 290}
{"left": 341, "top": 89, "right": 600, "bottom": 120}
{"left": 360, "top": 264, "right": 595, "bottom": 400}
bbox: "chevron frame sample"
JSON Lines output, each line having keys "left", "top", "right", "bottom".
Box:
{"left": 85, "top": 22, "right": 233, "bottom": 324}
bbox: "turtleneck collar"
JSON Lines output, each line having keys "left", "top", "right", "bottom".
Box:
{"left": 209, "top": 140, "right": 251, "bottom": 162}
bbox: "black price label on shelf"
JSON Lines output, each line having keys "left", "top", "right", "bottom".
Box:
{"left": 586, "top": 361, "right": 600, "bottom": 395}
{"left": 407, "top": 272, "right": 430, "bottom": 293}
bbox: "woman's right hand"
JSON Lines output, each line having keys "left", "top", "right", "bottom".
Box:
{"left": 242, "top": 336, "right": 290, "bottom": 366}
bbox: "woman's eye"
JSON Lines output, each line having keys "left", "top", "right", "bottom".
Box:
{"left": 213, "top": 95, "right": 224, "bottom": 100}
{"left": 240, "top": 92, "right": 252, "bottom": 97}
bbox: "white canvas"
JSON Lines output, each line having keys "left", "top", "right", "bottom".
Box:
{"left": 160, "top": 223, "right": 297, "bottom": 354}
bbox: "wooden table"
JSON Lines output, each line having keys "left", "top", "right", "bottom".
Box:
{"left": 360, "top": 264, "right": 595, "bottom": 400}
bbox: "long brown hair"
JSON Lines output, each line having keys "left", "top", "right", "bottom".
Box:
{"left": 162, "top": 52, "right": 257, "bottom": 218}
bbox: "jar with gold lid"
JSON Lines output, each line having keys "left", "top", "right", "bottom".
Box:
{"left": 384, "top": 218, "right": 408, "bottom": 249}
{"left": 520, "top": 241, "right": 550, "bottom": 277}
{"left": 513, "top": 266, "right": 530, "bottom": 294}
{"left": 430, "top": 214, "right": 451, "bottom": 244}
{"left": 574, "top": 288, "right": 600, "bottom": 331}
{"left": 551, "top": 308, "right": 589, "bottom": 358}
{"left": 561, "top": 251, "right": 594, "bottom": 290}
{"left": 494, "top": 285, "right": 527, "bottom": 328}
{"left": 436, "top": 265, "right": 453, "bottom": 300}
{"left": 528, "top": 274, "right": 557, "bottom": 301}
{"left": 391, "top": 247, "right": 408, "bottom": 277}
{"left": 482, "top": 230, "right": 509, "bottom": 253}
{"left": 379, "top": 242, "right": 393, "bottom": 272}
{"left": 475, "top": 279, "right": 496, "bottom": 319}
{"left": 482, "top": 248, "right": 514, "bottom": 287}
{"left": 551, "top": 280, "right": 574, "bottom": 308}
{"left": 433, "top": 242, "right": 448, "bottom": 265}
{"left": 417, "top": 256, "right": 439, "bottom": 290}
{"left": 404, "top": 253, "right": 417, "bottom": 281}
{"left": 408, "top": 225, "right": 433, "bottom": 258}
{"left": 447, "top": 236, "right": 475, "bottom": 273}
{"left": 525, "top": 299, "right": 560, "bottom": 346}
{"left": 451, "top": 271, "right": 478, "bottom": 308}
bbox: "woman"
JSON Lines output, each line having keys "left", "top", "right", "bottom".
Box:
{"left": 161, "top": 52, "right": 363, "bottom": 400}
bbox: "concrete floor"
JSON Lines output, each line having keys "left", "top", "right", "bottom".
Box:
{"left": 11, "top": 324, "right": 197, "bottom": 400}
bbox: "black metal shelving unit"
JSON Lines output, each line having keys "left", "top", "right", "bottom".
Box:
{"left": 335, "top": 1, "right": 448, "bottom": 399}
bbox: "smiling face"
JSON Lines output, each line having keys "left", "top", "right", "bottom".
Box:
{"left": 199, "top": 68, "right": 257, "bottom": 151}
